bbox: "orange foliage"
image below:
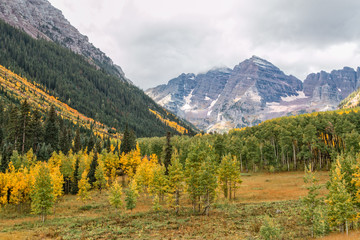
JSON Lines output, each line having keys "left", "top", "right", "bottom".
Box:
{"left": 149, "top": 109, "right": 188, "bottom": 134}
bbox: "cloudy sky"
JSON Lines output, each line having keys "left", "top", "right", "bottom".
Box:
{"left": 48, "top": 0, "right": 360, "bottom": 90}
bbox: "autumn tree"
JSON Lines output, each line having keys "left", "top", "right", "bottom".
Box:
{"left": 326, "top": 158, "right": 356, "bottom": 235}
{"left": 78, "top": 171, "right": 91, "bottom": 202}
{"left": 167, "top": 150, "right": 184, "bottom": 214}
{"left": 109, "top": 180, "right": 123, "bottom": 209}
{"left": 31, "top": 163, "right": 55, "bottom": 222}
{"left": 125, "top": 179, "right": 138, "bottom": 211}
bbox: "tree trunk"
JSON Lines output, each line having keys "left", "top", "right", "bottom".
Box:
{"left": 22, "top": 118, "right": 26, "bottom": 154}
{"left": 175, "top": 189, "right": 180, "bottom": 214}
{"left": 292, "top": 142, "right": 297, "bottom": 170}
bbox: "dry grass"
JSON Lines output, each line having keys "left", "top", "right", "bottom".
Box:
{"left": 318, "top": 231, "right": 360, "bottom": 240}
{"left": 238, "top": 171, "right": 329, "bottom": 202}
{"left": 0, "top": 170, "right": 352, "bottom": 240}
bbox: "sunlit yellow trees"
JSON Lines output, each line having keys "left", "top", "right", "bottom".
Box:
{"left": 120, "top": 144, "right": 142, "bottom": 179}
{"left": 167, "top": 150, "right": 185, "bottom": 214}
{"left": 218, "top": 154, "right": 242, "bottom": 200}
{"left": 78, "top": 171, "right": 91, "bottom": 202}
{"left": 326, "top": 158, "right": 356, "bottom": 235}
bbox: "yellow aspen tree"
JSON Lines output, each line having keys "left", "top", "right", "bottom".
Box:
{"left": 109, "top": 180, "right": 123, "bottom": 209}
{"left": 167, "top": 150, "right": 185, "bottom": 214}
{"left": 78, "top": 170, "right": 91, "bottom": 202}
{"left": 31, "top": 163, "right": 55, "bottom": 222}
{"left": 50, "top": 165, "right": 64, "bottom": 202}
{"left": 94, "top": 160, "right": 107, "bottom": 193}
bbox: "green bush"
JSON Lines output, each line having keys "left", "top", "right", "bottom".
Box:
{"left": 259, "top": 216, "right": 281, "bottom": 240}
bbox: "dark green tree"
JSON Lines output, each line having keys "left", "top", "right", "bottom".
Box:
{"left": 73, "top": 128, "right": 81, "bottom": 153}
{"left": 71, "top": 157, "right": 80, "bottom": 194}
{"left": 164, "top": 131, "right": 172, "bottom": 175}
{"left": 44, "top": 105, "right": 59, "bottom": 151}
{"left": 87, "top": 151, "right": 98, "bottom": 187}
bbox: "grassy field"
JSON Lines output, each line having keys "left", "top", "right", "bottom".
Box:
{"left": 0, "top": 171, "right": 357, "bottom": 239}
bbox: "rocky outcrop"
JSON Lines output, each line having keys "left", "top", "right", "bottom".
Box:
{"left": 0, "top": 0, "right": 129, "bottom": 82}
{"left": 147, "top": 56, "right": 359, "bottom": 132}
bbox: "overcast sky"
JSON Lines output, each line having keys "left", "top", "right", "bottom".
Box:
{"left": 48, "top": 0, "right": 360, "bottom": 90}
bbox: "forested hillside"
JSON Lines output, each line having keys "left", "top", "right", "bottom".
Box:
{"left": 0, "top": 64, "right": 118, "bottom": 139}
{"left": 0, "top": 20, "right": 195, "bottom": 137}
{"left": 139, "top": 108, "right": 360, "bottom": 172}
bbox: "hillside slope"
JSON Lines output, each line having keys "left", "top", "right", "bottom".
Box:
{"left": 0, "top": 64, "right": 119, "bottom": 139}
{"left": 0, "top": 0, "right": 127, "bottom": 81}
{"left": 0, "top": 20, "right": 195, "bottom": 137}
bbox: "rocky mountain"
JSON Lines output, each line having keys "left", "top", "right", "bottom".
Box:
{"left": 0, "top": 0, "right": 129, "bottom": 82}
{"left": 146, "top": 56, "right": 360, "bottom": 132}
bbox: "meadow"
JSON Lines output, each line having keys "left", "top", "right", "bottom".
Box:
{"left": 2, "top": 171, "right": 356, "bottom": 240}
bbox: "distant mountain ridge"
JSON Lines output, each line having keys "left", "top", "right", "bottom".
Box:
{"left": 146, "top": 56, "right": 360, "bottom": 132}
{"left": 0, "top": 0, "right": 129, "bottom": 82}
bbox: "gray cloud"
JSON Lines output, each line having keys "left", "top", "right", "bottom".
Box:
{"left": 49, "top": 0, "right": 360, "bottom": 89}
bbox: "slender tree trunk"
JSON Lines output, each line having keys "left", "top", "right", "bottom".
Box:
{"left": 175, "top": 189, "right": 180, "bottom": 214}
{"left": 292, "top": 142, "right": 296, "bottom": 170}
{"left": 240, "top": 153, "right": 243, "bottom": 172}
{"left": 22, "top": 118, "right": 26, "bottom": 154}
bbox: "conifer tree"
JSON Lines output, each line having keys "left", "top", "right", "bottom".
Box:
{"left": 73, "top": 128, "right": 81, "bottom": 153}
{"left": 29, "top": 109, "right": 43, "bottom": 153}
{"left": 31, "top": 163, "right": 55, "bottom": 222}
{"left": 44, "top": 105, "right": 59, "bottom": 151}
{"left": 121, "top": 124, "right": 132, "bottom": 154}
{"left": 164, "top": 131, "right": 172, "bottom": 175}
{"left": 19, "top": 100, "right": 31, "bottom": 154}
{"left": 71, "top": 157, "right": 80, "bottom": 194}
{"left": 88, "top": 151, "right": 98, "bottom": 187}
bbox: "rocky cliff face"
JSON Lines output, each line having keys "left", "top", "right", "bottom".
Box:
{"left": 147, "top": 56, "right": 359, "bottom": 132}
{"left": 0, "top": 0, "right": 129, "bottom": 82}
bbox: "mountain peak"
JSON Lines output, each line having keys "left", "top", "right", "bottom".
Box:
{"left": 248, "top": 55, "right": 276, "bottom": 68}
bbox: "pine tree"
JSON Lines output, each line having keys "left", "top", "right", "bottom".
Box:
{"left": 31, "top": 163, "right": 55, "bottom": 222}
{"left": 87, "top": 151, "right": 98, "bottom": 187}
{"left": 71, "top": 157, "right": 80, "bottom": 194}
{"left": 164, "top": 131, "right": 172, "bottom": 175}
{"left": 19, "top": 100, "right": 31, "bottom": 154}
{"left": 29, "top": 109, "right": 43, "bottom": 153}
{"left": 109, "top": 180, "right": 123, "bottom": 209}
{"left": 73, "top": 128, "right": 81, "bottom": 153}
{"left": 121, "top": 124, "right": 131, "bottom": 154}
{"left": 44, "top": 105, "right": 59, "bottom": 151}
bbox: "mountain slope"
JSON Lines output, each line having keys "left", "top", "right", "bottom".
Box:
{"left": 147, "top": 56, "right": 359, "bottom": 132}
{"left": 0, "top": 20, "right": 195, "bottom": 137}
{"left": 0, "top": 0, "right": 127, "bottom": 81}
{"left": 0, "top": 64, "right": 119, "bottom": 139}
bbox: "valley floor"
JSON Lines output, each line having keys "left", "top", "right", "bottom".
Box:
{"left": 1, "top": 171, "right": 358, "bottom": 239}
